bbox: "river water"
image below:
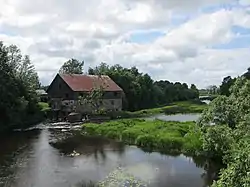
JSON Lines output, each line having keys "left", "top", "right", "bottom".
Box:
{"left": 0, "top": 114, "right": 217, "bottom": 187}
{"left": 145, "top": 113, "right": 201, "bottom": 122}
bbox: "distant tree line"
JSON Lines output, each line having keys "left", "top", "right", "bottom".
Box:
{"left": 0, "top": 42, "right": 41, "bottom": 132}
{"left": 88, "top": 62, "right": 199, "bottom": 111}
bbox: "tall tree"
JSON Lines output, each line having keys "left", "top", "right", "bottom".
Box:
{"left": 0, "top": 42, "right": 41, "bottom": 131}
{"left": 59, "top": 58, "right": 84, "bottom": 74}
{"left": 220, "top": 76, "right": 236, "bottom": 96}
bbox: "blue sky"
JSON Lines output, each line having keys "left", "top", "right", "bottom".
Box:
{"left": 128, "top": 2, "right": 250, "bottom": 51}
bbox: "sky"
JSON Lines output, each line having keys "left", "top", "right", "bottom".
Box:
{"left": 1, "top": 0, "right": 250, "bottom": 88}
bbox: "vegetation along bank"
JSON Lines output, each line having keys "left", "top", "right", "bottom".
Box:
{"left": 108, "top": 100, "right": 207, "bottom": 119}
{"left": 84, "top": 119, "right": 202, "bottom": 155}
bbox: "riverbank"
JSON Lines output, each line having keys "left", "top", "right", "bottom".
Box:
{"left": 84, "top": 118, "right": 203, "bottom": 155}
{"left": 106, "top": 100, "right": 207, "bottom": 119}
{"left": 0, "top": 102, "right": 49, "bottom": 134}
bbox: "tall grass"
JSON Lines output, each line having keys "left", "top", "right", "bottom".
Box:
{"left": 84, "top": 119, "right": 203, "bottom": 155}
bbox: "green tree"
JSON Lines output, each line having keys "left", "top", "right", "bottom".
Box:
{"left": 220, "top": 76, "right": 235, "bottom": 96}
{"left": 59, "top": 58, "right": 84, "bottom": 74}
{"left": 0, "top": 42, "right": 41, "bottom": 131}
{"left": 78, "top": 75, "right": 107, "bottom": 115}
{"left": 199, "top": 77, "right": 250, "bottom": 187}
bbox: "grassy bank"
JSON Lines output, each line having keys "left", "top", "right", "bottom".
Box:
{"left": 84, "top": 119, "right": 203, "bottom": 155}
{"left": 38, "top": 102, "right": 51, "bottom": 112}
{"left": 107, "top": 100, "right": 207, "bottom": 119}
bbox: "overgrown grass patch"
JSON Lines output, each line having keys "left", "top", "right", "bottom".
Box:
{"left": 84, "top": 119, "right": 202, "bottom": 155}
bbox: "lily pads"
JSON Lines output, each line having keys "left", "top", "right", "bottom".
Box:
{"left": 98, "top": 167, "right": 148, "bottom": 187}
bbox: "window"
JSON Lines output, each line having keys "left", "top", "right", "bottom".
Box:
{"left": 111, "top": 100, "right": 114, "bottom": 105}
{"left": 59, "top": 84, "right": 62, "bottom": 89}
{"left": 65, "top": 93, "right": 69, "bottom": 98}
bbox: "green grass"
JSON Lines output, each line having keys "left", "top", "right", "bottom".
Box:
{"left": 38, "top": 102, "right": 51, "bottom": 112}
{"left": 84, "top": 118, "right": 203, "bottom": 155}
{"left": 107, "top": 101, "right": 207, "bottom": 119}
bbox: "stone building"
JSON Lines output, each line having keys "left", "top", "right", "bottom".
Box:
{"left": 47, "top": 74, "right": 124, "bottom": 115}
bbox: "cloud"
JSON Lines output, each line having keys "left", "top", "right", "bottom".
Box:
{"left": 0, "top": 0, "right": 250, "bottom": 88}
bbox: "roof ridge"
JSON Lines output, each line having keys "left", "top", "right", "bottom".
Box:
{"left": 59, "top": 73, "right": 122, "bottom": 92}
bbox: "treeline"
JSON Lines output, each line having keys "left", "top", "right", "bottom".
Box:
{"left": 88, "top": 63, "right": 199, "bottom": 111}
{"left": 0, "top": 42, "right": 41, "bottom": 132}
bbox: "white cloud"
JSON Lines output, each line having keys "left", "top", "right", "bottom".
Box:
{"left": 239, "top": 0, "right": 250, "bottom": 6}
{"left": 0, "top": 0, "right": 250, "bottom": 88}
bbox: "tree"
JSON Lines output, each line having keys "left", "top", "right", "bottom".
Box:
{"left": 242, "top": 67, "right": 250, "bottom": 79}
{"left": 199, "top": 77, "right": 250, "bottom": 187}
{"left": 59, "top": 58, "right": 84, "bottom": 74}
{"left": 18, "top": 55, "right": 40, "bottom": 89}
{"left": 79, "top": 87, "right": 105, "bottom": 115}
{"left": 207, "top": 85, "right": 218, "bottom": 95}
{"left": 190, "top": 84, "right": 199, "bottom": 98}
{"left": 220, "top": 76, "right": 235, "bottom": 96}
{"left": 0, "top": 42, "right": 41, "bottom": 131}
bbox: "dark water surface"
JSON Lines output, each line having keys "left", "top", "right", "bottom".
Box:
{"left": 0, "top": 122, "right": 216, "bottom": 187}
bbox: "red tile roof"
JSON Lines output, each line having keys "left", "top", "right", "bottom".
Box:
{"left": 59, "top": 74, "right": 123, "bottom": 92}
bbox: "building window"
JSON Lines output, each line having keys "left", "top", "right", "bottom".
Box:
{"left": 65, "top": 93, "right": 69, "bottom": 98}
{"left": 59, "top": 84, "right": 62, "bottom": 89}
{"left": 111, "top": 100, "right": 114, "bottom": 105}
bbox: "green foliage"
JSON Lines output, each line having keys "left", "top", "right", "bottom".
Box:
{"left": 107, "top": 101, "right": 206, "bottom": 119}
{"left": 199, "top": 76, "right": 250, "bottom": 187}
{"left": 88, "top": 63, "right": 199, "bottom": 111}
{"left": 202, "top": 125, "right": 234, "bottom": 159}
{"left": 212, "top": 139, "right": 250, "bottom": 187}
{"left": 0, "top": 42, "right": 41, "bottom": 132}
{"left": 79, "top": 87, "right": 105, "bottom": 114}
{"left": 38, "top": 102, "right": 51, "bottom": 112}
{"left": 220, "top": 76, "right": 236, "bottom": 96}
{"left": 84, "top": 119, "right": 202, "bottom": 155}
{"left": 59, "top": 58, "right": 84, "bottom": 74}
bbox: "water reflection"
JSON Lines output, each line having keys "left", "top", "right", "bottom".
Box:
{"left": 50, "top": 132, "right": 126, "bottom": 164}
{"left": 0, "top": 125, "right": 219, "bottom": 187}
{"left": 145, "top": 114, "right": 201, "bottom": 122}
{"left": 0, "top": 130, "right": 41, "bottom": 186}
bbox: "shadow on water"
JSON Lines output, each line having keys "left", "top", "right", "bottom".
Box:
{"left": 0, "top": 123, "right": 221, "bottom": 187}
{"left": 0, "top": 129, "right": 41, "bottom": 186}
{"left": 49, "top": 132, "right": 126, "bottom": 163}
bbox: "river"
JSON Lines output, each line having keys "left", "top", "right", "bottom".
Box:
{"left": 0, "top": 114, "right": 217, "bottom": 187}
